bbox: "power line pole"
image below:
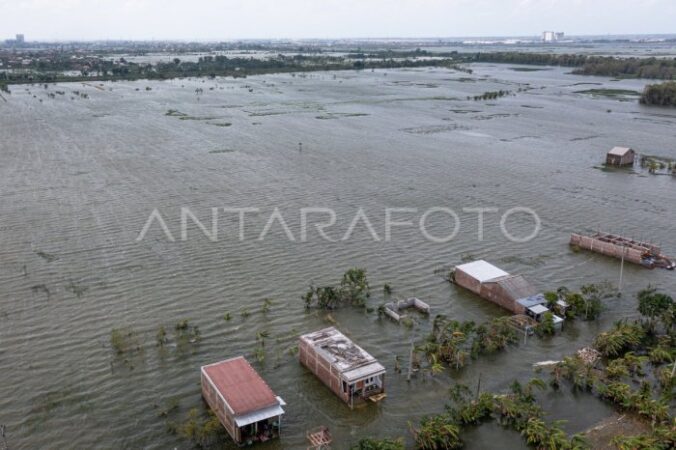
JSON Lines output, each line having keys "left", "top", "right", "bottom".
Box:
{"left": 618, "top": 246, "right": 625, "bottom": 293}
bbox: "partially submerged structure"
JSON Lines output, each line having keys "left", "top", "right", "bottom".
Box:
{"left": 382, "top": 297, "right": 430, "bottom": 322}
{"left": 201, "top": 356, "right": 285, "bottom": 445}
{"left": 299, "top": 327, "right": 386, "bottom": 408}
{"left": 606, "top": 146, "right": 635, "bottom": 166}
{"left": 452, "top": 260, "right": 564, "bottom": 327}
{"left": 570, "top": 232, "right": 675, "bottom": 270}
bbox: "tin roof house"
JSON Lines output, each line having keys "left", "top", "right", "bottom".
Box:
{"left": 452, "top": 260, "right": 563, "bottom": 327}
{"left": 606, "top": 147, "right": 635, "bottom": 166}
{"left": 201, "top": 356, "right": 285, "bottom": 445}
{"left": 299, "top": 327, "right": 386, "bottom": 408}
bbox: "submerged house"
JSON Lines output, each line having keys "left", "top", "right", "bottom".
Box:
{"left": 452, "top": 260, "right": 563, "bottom": 327}
{"left": 606, "top": 147, "right": 635, "bottom": 166}
{"left": 201, "top": 356, "right": 285, "bottom": 445}
{"left": 299, "top": 327, "right": 386, "bottom": 408}
{"left": 570, "top": 232, "right": 675, "bottom": 270}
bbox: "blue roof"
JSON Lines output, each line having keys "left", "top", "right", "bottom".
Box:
{"left": 516, "top": 293, "right": 546, "bottom": 308}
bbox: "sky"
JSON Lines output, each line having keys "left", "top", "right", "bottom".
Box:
{"left": 1, "top": 0, "right": 675, "bottom": 41}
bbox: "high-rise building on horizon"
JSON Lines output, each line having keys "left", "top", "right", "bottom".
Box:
{"left": 542, "top": 31, "right": 564, "bottom": 42}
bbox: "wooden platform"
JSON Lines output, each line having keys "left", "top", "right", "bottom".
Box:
{"left": 307, "top": 426, "right": 332, "bottom": 450}
{"left": 369, "top": 393, "right": 387, "bottom": 403}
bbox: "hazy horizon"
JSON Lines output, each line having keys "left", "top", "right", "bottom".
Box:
{"left": 2, "top": 0, "right": 675, "bottom": 41}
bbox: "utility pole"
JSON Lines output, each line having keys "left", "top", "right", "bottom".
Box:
{"left": 618, "top": 246, "right": 625, "bottom": 293}
{"left": 406, "top": 340, "right": 414, "bottom": 382}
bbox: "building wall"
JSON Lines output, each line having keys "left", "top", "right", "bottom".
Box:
{"left": 570, "top": 234, "right": 646, "bottom": 266}
{"left": 606, "top": 151, "right": 634, "bottom": 166}
{"left": 299, "top": 339, "right": 349, "bottom": 403}
{"left": 201, "top": 372, "right": 239, "bottom": 443}
{"left": 479, "top": 282, "right": 519, "bottom": 314}
{"left": 453, "top": 268, "right": 481, "bottom": 294}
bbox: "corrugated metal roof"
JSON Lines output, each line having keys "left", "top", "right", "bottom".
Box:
{"left": 234, "top": 403, "right": 285, "bottom": 427}
{"left": 496, "top": 275, "right": 539, "bottom": 301}
{"left": 300, "top": 327, "right": 384, "bottom": 378}
{"left": 343, "top": 362, "right": 386, "bottom": 382}
{"left": 455, "top": 260, "right": 509, "bottom": 283}
{"left": 528, "top": 304, "right": 550, "bottom": 315}
{"left": 202, "top": 356, "right": 279, "bottom": 415}
{"left": 608, "top": 146, "right": 633, "bottom": 156}
{"left": 517, "top": 293, "right": 547, "bottom": 308}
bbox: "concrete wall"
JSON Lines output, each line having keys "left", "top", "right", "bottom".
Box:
{"left": 570, "top": 234, "right": 645, "bottom": 265}
{"left": 479, "top": 281, "right": 520, "bottom": 314}
{"left": 454, "top": 268, "right": 481, "bottom": 294}
{"left": 606, "top": 151, "right": 634, "bottom": 166}
{"left": 299, "top": 339, "right": 349, "bottom": 403}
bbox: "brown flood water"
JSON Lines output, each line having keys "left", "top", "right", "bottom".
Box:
{"left": 0, "top": 63, "right": 674, "bottom": 449}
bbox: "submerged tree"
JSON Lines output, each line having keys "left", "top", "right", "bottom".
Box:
{"left": 637, "top": 287, "right": 674, "bottom": 333}
{"left": 304, "top": 268, "right": 371, "bottom": 309}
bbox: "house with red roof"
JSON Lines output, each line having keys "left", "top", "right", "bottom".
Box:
{"left": 201, "top": 356, "right": 285, "bottom": 445}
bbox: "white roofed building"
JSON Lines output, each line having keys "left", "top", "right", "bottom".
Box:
{"left": 606, "top": 147, "right": 635, "bottom": 166}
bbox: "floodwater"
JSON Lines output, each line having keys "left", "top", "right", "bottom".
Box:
{"left": 0, "top": 63, "right": 674, "bottom": 449}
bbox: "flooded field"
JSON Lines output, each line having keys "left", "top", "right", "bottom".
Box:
{"left": 0, "top": 63, "right": 674, "bottom": 449}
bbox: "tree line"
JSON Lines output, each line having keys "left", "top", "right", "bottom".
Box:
{"left": 640, "top": 81, "right": 676, "bottom": 106}
{"left": 458, "top": 52, "right": 676, "bottom": 80}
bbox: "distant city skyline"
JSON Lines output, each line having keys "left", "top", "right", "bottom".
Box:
{"left": 1, "top": 0, "right": 675, "bottom": 41}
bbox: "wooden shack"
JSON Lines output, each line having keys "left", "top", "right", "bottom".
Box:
{"left": 201, "top": 356, "right": 286, "bottom": 445}
{"left": 606, "top": 147, "right": 635, "bottom": 166}
{"left": 299, "top": 327, "right": 386, "bottom": 408}
{"left": 453, "top": 260, "right": 564, "bottom": 326}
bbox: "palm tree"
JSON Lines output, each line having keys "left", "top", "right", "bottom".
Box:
{"left": 522, "top": 417, "right": 548, "bottom": 447}
{"left": 412, "top": 415, "right": 463, "bottom": 450}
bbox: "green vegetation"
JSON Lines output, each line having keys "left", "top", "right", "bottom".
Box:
{"left": 416, "top": 315, "right": 519, "bottom": 372}
{"left": 174, "top": 319, "right": 201, "bottom": 346}
{"left": 261, "top": 298, "right": 273, "bottom": 314}
{"left": 383, "top": 283, "right": 393, "bottom": 296}
{"left": 544, "top": 283, "right": 617, "bottom": 321}
{"left": 469, "top": 90, "right": 511, "bottom": 101}
{"left": 544, "top": 287, "right": 675, "bottom": 448}
{"left": 167, "top": 407, "right": 228, "bottom": 448}
{"left": 303, "top": 268, "right": 371, "bottom": 309}
{"left": 156, "top": 325, "right": 168, "bottom": 347}
{"left": 535, "top": 312, "right": 556, "bottom": 336}
{"left": 350, "top": 437, "right": 406, "bottom": 450}
{"left": 412, "top": 414, "right": 463, "bottom": 449}
{"left": 575, "top": 88, "right": 641, "bottom": 98}
{"left": 640, "top": 81, "right": 676, "bottom": 106}
{"left": 110, "top": 327, "right": 142, "bottom": 355}
{"left": 410, "top": 379, "right": 588, "bottom": 449}
{"left": 0, "top": 53, "right": 458, "bottom": 85}
{"left": 406, "top": 286, "right": 673, "bottom": 449}
{"left": 464, "top": 52, "right": 676, "bottom": 80}
{"left": 637, "top": 287, "right": 674, "bottom": 333}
